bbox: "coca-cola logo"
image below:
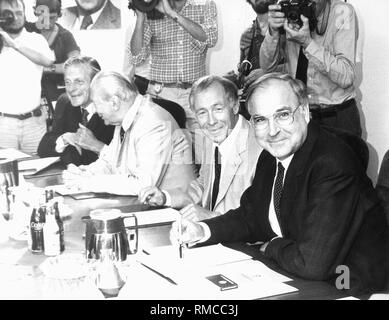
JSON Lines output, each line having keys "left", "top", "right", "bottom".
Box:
{"left": 31, "top": 222, "right": 44, "bottom": 231}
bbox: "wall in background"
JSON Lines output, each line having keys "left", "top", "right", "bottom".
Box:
{"left": 25, "top": 0, "right": 388, "bottom": 182}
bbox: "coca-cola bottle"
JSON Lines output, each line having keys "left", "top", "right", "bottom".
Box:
{"left": 28, "top": 197, "right": 46, "bottom": 254}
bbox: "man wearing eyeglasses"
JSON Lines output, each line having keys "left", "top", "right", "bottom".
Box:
{"left": 138, "top": 76, "right": 262, "bottom": 221}
{"left": 171, "top": 73, "right": 389, "bottom": 294}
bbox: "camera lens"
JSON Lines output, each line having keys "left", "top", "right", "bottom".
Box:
{"left": 287, "top": 10, "right": 300, "bottom": 23}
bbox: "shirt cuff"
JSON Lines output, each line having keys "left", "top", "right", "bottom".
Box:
{"left": 195, "top": 222, "right": 211, "bottom": 244}
{"left": 163, "top": 190, "right": 171, "bottom": 207}
{"left": 55, "top": 135, "right": 67, "bottom": 153}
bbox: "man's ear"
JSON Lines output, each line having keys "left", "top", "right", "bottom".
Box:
{"left": 111, "top": 95, "right": 121, "bottom": 111}
{"left": 232, "top": 101, "right": 240, "bottom": 115}
{"left": 301, "top": 104, "right": 310, "bottom": 122}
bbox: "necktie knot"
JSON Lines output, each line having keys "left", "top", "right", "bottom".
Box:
{"left": 120, "top": 127, "right": 126, "bottom": 143}
{"left": 81, "top": 108, "right": 89, "bottom": 126}
{"left": 80, "top": 15, "right": 93, "bottom": 30}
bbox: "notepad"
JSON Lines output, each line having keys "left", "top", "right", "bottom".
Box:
{"left": 122, "top": 208, "right": 180, "bottom": 227}
{"left": 0, "top": 148, "right": 31, "bottom": 161}
{"left": 18, "top": 157, "right": 60, "bottom": 176}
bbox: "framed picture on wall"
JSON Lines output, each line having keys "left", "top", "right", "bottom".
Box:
{"left": 59, "top": 0, "right": 121, "bottom": 30}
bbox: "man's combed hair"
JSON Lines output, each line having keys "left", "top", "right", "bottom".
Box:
{"left": 64, "top": 55, "right": 101, "bottom": 81}
{"left": 245, "top": 72, "right": 309, "bottom": 108}
{"left": 0, "top": 0, "right": 25, "bottom": 10}
{"left": 91, "top": 71, "right": 139, "bottom": 102}
{"left": 189, "top": 75, "right": 239, "bottom": 110}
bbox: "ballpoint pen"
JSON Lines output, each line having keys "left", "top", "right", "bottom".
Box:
{"left": 178, "top": 214, "right": 184, "bottom": 259}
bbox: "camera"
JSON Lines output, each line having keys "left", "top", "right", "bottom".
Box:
{"left": 278, "top": 0, "right": 317, "bottom": 31}
{"left": 128, "top": 0, "right": 164, "bottom": 19}
{"left": 0, "top": 9, "right": 15, "bottom": 53}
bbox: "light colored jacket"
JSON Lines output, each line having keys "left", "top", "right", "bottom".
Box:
{"left": 170, "top": 118, "right": 262, "bottom": 215}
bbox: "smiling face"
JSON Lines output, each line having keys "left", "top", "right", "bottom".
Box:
{"left": 75, "top": 0, "right": 105, "bottom": 14}
{"left": 64, "top": 65, "right": 92, "bottom": 107}
{"left": 247, "top": 80, "right": 309, "bottom": 160}
{"left": 0, "top": 0, "right": 25, "bottom": 34}
{"left": 192, "top": 83, "right": 238, "bottom": 144}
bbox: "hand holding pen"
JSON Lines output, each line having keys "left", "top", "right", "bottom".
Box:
{"left": 170, "top": 216, "right": 205, "bottom": 258}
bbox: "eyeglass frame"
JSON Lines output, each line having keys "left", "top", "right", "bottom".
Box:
{"left": 249, "top": 104, "right": 305, "bottom": 130}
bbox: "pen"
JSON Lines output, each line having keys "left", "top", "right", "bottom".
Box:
{"left": 178, "top": 214, "right": 184, "bottom": 259}
{"left": 139, "top": 262, "right": 177, "bottom": 286}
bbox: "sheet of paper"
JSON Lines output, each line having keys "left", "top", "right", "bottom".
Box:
{"left": 123, "top": 208, "right": 180, "bottom": 227}
{"left": 0, "top": 148, "right": 31, "bottom": 161}
{"left": 52, "top": 184, "right": 94, "bottom": 196}
{"left": 138, "top": 244, "right": 253, "bottom": 286}
{"left": 118, "top": 259, "right": 298, "bottom": 300}
{"left": 18, "top": 157, "right": 60, "bottom": 175}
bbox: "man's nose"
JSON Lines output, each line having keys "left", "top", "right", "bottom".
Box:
{"left": 268, "top": 117, "right": 280, "bottom": 136}
{"left": 207, "top": 111, "right": 217, "bottom": 125}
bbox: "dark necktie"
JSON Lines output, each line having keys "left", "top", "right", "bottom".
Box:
{"left": 273, "top": 162, "right": 285, "bottom": 227}
{"left": 81, "top": 108, "right": 89, "bottom": 126}
{"left": 80, "top": 15, "right": 93, "bottom": 30}
{"left": 211, "top": 146, "right": 222, "bottom": 211}
{"left": 295, "top": 46, "right": 308, "bottom": 85}
{"left": 120, "top": 127, "right": 126, "bottom": 143}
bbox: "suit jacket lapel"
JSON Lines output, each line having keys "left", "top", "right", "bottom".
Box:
{"left": 202, "top": 139, "right": 213, "bottom": 210}
{"left": 279, "top": 122, "right": 320, "bottom": 234}
{"left": 214, "top": 123, "right": 248, "bottom": 209}
{"left": 93, "top": 1, "right": 117, "bottom": 29}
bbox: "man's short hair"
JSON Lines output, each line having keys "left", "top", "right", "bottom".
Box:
{"left": 91, "top": 71, "right": 139, "bottom": 102}
{"left": 64, "top": 55, "right": 101, "bottom": 81}
{"left": 34, "top": 0, "right": 62, "bottom": 15}
{"left": 245, "top": 72, "right": 309, "bottom": 110}
{"left": 0, "top": 0, "right": 25, "bottom": 11}
{"left": 189, "top": 75, "right": 239, "bottom": 110}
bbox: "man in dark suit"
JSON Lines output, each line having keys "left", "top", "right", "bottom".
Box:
{"left": 172, "top": 73, "right": 389, "bottom": 294}
{"left": 38, "top": 56, "right": 114, "bottom": 166}
{"left": 60, "top": 0, "right": 121, "bottom": 30}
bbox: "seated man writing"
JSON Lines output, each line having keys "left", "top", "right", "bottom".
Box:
{"left": 139, "top": 76, "right": 262, "bottom": 221}
{"left": 171, "top": 73, "right": 389, "bottom": 294}
{"left": 38, "top": 56, "right": 115, "bottom": 166}
{"left": 63, "top": 71, "right": 195, "bottom": 195}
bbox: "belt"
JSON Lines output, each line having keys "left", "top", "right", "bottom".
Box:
{"left": 310, "top": 99, "right": 355, "bottom": 115}
{"left": 149, "top": 81, "right": 192, "bottom": 90}
{"left": 0, "top": 106, "right": 42, "bottom": 120}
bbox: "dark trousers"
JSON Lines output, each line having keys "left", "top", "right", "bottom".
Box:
{"left": 310, "top": 99, "right": 362, "bottom": 138}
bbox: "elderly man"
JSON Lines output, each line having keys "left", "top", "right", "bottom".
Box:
{"left": 260, "top": 0, "right": 361, "bottom": 137}
{"left": 60, "top": 0, "right": 121, "bottom": 30}
{"left": 63, "top": 71, "right": 195, "bottom": 195}
{"left": 0, "top": 0, "right": 54, "bottom": 154}
{"left": 130, "top": 0, "right": 218, "bottom": 164}
{"left": 38, "top": 56, "right": 115, "bottom": 166}
{"left": 139, "top": 76, "right": 262, "bottom": 221}
{"left": 172, "top": 73, "right": 389, "bottom": 294}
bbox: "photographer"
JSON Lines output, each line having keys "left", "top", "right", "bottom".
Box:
{"left": 129, "top": 0, "right": 218, "bottom": 165}
{"left": 260, "top": 0, "right": 361, "bottom": 137}
{"left": 0, "top": 0, "right": 54, "bottom": 154}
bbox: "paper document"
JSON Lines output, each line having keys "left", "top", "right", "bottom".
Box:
{"left": 123, "top": 208, "right": 180, "bottom": 227}
{"left": 0, "top": 148, "right": 31, "bottom": 161}
{"left": 18, "top": 157, "right": 60, "bottom": 176}
{"left": 145, "top": 243, "right": 252, "bottom": 268}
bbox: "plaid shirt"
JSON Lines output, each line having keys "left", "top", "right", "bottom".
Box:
{"left": 130, "top": 0, "right": 218, "bottom": 84}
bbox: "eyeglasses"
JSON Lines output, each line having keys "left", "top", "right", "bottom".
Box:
{"left": 250, "top": 105, "right": 303, "bottom": 130}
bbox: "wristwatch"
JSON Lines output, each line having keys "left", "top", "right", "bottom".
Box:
{"left": 172, "top": 13, "right": 179, "bottom": 22}
{"left": 50, "top": 64, "right": 56, "bottom": 72}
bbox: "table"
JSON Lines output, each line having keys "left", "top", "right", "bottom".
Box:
{"left": 0, "top": 164, "right": 357, "bottom": 300}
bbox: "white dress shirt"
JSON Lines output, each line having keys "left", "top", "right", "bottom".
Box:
{"left": 198, "top": 154, "right": 294, "bottom": 245}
